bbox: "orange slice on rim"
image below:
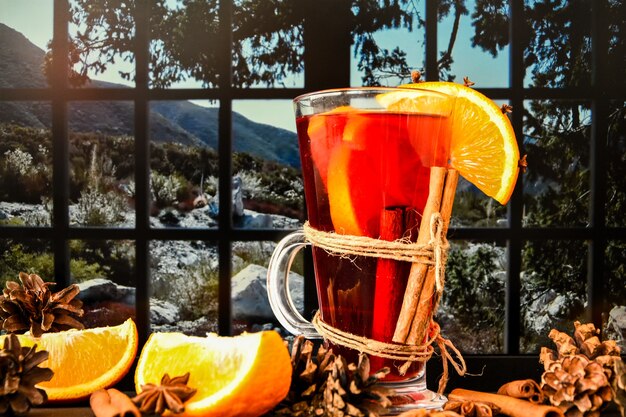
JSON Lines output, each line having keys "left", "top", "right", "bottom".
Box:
{"left": 378, "top": 82, "right": 521, "bottom": 205}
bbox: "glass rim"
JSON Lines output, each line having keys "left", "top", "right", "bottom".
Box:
{"left": 293, "top": 86, "right": 452, "bottom": 104}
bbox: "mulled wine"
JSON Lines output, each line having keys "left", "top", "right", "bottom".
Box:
{"left": 296, "top": 109, "right": 451, "bottom": 380}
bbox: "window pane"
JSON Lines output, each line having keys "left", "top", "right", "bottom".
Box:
{"left": 0, "top": 239, "right": 53, "bottom": 284}
{"left": 233, "top": 0, "right": 304, "bottom": 88}
{"left": 68, "top": 0, "right": 135, "bottom": 88}
{"left": 606, "top": 101, "right": 626, "bottom": 227}
{"left": 524, "top": 0, "right": 591, "bottom": 88}
{"left": 149, "top": 0, "right": 219, "bottom": 89}
{"left": 522, "top": 100, "right": 591, "bottom": 227}
{"left": 72, "top": 240, "right": 135, "bottom": 328}
{"left": 150, "top": 240, "right": 218, "bottom": 335}
{"left": 68, "top": 101, "right": 135, "bottom": 227}
{"left": 149, "top": 100, "right": 218, "bottom": 229}
{"left": 439, "top": 240, "right": 506, "bottom": 353}
{"left": 0, "top": 0, "right": 52, "bottom": 88}
{"left": 0, "top": 107, "right": 53, "bottom": 227}
{"left": 521, "top": 240, "right": 588, "bottom": 353}
{"left": 232, "top": 100, "right": 304, "bottom": 229}
{"left": 351, "top": 2, "right": 425, "bottom": 86}
{"left": 232, "top": 240, "right": 303, "bottom": 335}
{"left": 437, "top": 0, "right": 509, "bottom": 87}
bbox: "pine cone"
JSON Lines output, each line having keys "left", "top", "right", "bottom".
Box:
{"left": 272, "top": 337, "right": 393, "bottom": 417}
{"left": 540, "top": 321, "right": 622, "bottom": 417}
{"left": 0, "top": 334, "right": 54, "bottom": 415}
{"left": 321, "top": 353, "right": 393, "bottom": 417}
{"left": 0, "top": 272, "right": 84, "bottom": 337}
{"left": 273, "top": 336, "right": 336, "bottom": 416}
{"left": 541, "top": 354, "right": 613, "bottom": 417}
{"left": 612, "top": 357, "right": 625, "bottom": 417}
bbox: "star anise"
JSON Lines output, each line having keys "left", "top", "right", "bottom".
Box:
{"left": 132, "top": 373, "right": 197, "bottom": 415}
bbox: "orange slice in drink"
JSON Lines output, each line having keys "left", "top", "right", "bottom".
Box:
{"left": 378, "top": 83, "right": 521, "bottom": 205}
{"left": 0, "top": 318, "right": 138, "bottom": 401}
{"left": 327, "top": 141, "right": 382, "bottom": 236}
{"left": 307, "top": 105, "right": 357, "bottom": 187}
{"left": 135, "top": 330, "right": 291, "bottom": 417}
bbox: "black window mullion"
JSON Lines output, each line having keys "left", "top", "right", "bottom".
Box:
{"left": 504, "top": 0, "right": 525, "bottom": 355}
{"left": 303, "top": 0, "right": 351, "bottom": 89}
{"left": 51, "top": 0, "right": 70, "bottom": 288}
{"left": 134, "top": 0, "right": 151, "bottom": 346}
{"left": 588, "top": 1, "right": 609, "bottom": 329}
{"left": 300, "top": 0, "right": 352, "bottom": 317}
{"left": 425, "top": 0, "right": 438, "bottom": 81}
{"left": 217, "top": 0, "right": 234, "bottom": 336}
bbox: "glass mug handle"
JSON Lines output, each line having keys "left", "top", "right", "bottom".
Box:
{"left": 267, "top": 231, "right": 321, "bottom": 339}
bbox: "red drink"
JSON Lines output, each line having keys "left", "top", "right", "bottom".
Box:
{"left": 296, "top": 110, "right": 450, "bottom": 380}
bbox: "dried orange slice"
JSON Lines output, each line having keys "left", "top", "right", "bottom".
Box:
{"left": 0, "top": 318, "right": 138, "bottom": 401}
{"left": 379, "top": 83, "right": 521, "bottom": 205}
{"left": 135, "top": 330, "right": 292, "bottom": 417}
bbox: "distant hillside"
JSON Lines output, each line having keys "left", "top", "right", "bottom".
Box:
{"left": 0, "top": 23, "right": 300, "bottom": 167}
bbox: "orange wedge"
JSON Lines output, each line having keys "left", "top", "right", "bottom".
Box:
{"left": 379, "top": 83, "right": 521, "bottom": 205}
{"left": 307, "top": 105, "right": 357, "bottom": 187}
{"left": 135, "top": 330, "right": 292, "bottom": 417}
{"left": 327, "top": 141, "right": 382, "bottom": 236}
{"left": 0, "top": 318, "right": 138, "bottom": 401}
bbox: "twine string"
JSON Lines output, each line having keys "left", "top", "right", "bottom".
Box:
{"left": 312, "top": 312, "right": 466, "bottom": 394}
{"left": 302, "top": 214, "right": 464, "bottom": 393}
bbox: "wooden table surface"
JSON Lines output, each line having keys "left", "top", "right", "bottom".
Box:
{"left": 28, "top": 406, "right": 624, "bottom": 416}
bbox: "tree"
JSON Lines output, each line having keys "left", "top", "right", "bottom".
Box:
{"left": 47, "top": 0, "right": 477, "bottom": 88}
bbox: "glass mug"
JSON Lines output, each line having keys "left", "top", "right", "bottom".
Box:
{"left": 267, "top": 87, "right": 454, "bottom": 412}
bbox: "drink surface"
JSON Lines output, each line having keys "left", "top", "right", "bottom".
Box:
{"left": 296, "top": 110, "right": 451, "bottom": 380}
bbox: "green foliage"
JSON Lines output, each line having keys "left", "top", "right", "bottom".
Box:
{"left": 0, "top": 241, "right": 108, "bottom": 288}
{"left": 0, "top": 244, "right": 54, "bottom": 286}
{"left": 155, "top": 260, "right": 219, "bottom": 321}
{"left": 232, "top": 241, "right": 276, "bottom": 273}
{"left": 0, "top": 126, "right": 51, "bottom": 203}
{"left": 443, "top": 243, "right": 505, "bottom": 332}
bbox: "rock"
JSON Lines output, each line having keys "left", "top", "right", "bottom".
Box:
{"left": 606, "top": 305, "right": 626, "bottom": 348}
{"left": 77, "top": 278, "right": 135, "bottom": 305}
{"left": 158, "top": 209, "right": 181, "bottom": 226}
{"left": 0, "top": 209, "right": 9, "bottom": 220}
{"left": 150, "top": 299, "right": 180, "bottom": 325}
{"left": 151, "top": 316, "right": 218, "bottom": 336}
{"left": 522, "top": 287, "right": 584, "bottom": 338}
{"left": 235, "top": 210, "right": 273, "bottom": 228}
{"left": 232, "top": 264, "right": 304, "bottom": 322}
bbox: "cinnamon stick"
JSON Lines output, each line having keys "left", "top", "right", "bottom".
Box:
{"left": 497, "top": 379, "right": 545, "bottom": 404}
{"left": 449, "top": 388, "right": 564, "bottom": 417}
{"left": 90, "top": 389, "right": 141, "bottom": 417}
{"left": 371, "top": 208, "right": 406, "bottom": 371}
{"left": 406, "top": 169, "right": 458, "bottom": 345}
{"left": 393, "top": 166, "right": 447, "bottom": 343}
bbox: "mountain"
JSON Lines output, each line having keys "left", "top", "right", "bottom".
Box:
{"left": 0, "top": 23, "right": 300, "bottom": 167}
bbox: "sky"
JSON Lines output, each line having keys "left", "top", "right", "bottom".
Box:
{"left": 0, "top": 0, "right": 508, "bottom": 133}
